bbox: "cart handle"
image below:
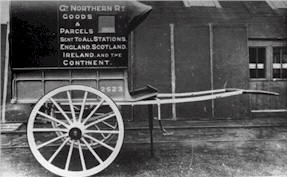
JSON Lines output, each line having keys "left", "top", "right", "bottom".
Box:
{"left": 158, "top": 88, "right": 279, "bottom": 98}
{"left": 226, "top": 88, "right": 279, "bottom": 96}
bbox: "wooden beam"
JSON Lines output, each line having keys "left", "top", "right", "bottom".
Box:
{"left": 170, "top": 23, "right": 176, "bottom": 120}
{"left": 130, "top": 31, "right": 135, "bottom": 121}
{"left": 183, "top": 0, "right": 221, "bottom": 8}
{"left": 0, "top": 25, "right": 2, "bottom": 122}
{"left": 209, "top": 23, "right": 215, "bottom": 118}
{"left": 251, "top": 109, "right": 287, "bottom": 113}
{"left": 2, "top": 22, "right": 9, "bottom": 123}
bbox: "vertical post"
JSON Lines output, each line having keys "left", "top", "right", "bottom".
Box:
{"left": 2, "top": 21, "right": 9, "bottom": 123}
{"left": 130, "top": 31, "right": 135, "bottom": 121}
{"left": 129, "top": 31, "right": 135, "bottom": 91}
{"left": 209, "top": 23, "right": 215, "bottom": 118}
{"left": 266, "top": 45, "right": 272, "bottom": 80}
{"left": 170, "top": 23, "right": 176, "bottom": 120}
{"left": 0, "top": 25, "right": 2, "bottom": 122}
{"left": 148, "top": 104, "right": 154, "bottom": 156}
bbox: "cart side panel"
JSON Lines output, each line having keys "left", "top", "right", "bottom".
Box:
{"left": 12, "top": 70, "right": 127, "bottom": 103}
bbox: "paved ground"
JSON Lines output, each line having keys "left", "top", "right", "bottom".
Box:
{"left": 2, "top": 125, "right": 287, "bottom": 177}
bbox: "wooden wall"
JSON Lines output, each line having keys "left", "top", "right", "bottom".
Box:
{"left": 250, "top": 81, "right": 287, "bottom": 110}
{"left": 175, "top": 25, "right": 211, "bottom": 119}
{"left": 213, "top": 25, "right": 249, "bottom": 119}
{"left": 130, "top": 1, "right": 286, "bottom": 120}
{"left": 1, "top": 24, "right": 7, "bottom": 105}
{"left": 132, "top": 24, "right": 172, "bottom": 120}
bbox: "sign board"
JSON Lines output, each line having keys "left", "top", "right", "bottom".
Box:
{"left": 10, "top": 1, "right": 151, "bottom": 69}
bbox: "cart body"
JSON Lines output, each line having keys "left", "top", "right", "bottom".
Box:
{"left": 10, "top": 0, "right": 152, "bottom": 104}
{"left": 9, "top": 1, "right": 152, "bottom": 177}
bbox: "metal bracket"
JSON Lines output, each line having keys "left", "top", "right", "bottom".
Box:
{"left": 156, "top": 99, "right": 173, "bottom": 136}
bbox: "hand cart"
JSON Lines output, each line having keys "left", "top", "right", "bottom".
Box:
{"left": 7, "top": 1, "right": 278, "bottom": 177}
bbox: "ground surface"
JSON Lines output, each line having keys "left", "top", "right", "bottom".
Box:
{"left": 2, "top": 125, "right": 287, "bottom": 177}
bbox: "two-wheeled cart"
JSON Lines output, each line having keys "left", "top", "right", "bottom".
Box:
{"left": 7, "top": 1, "right": 278, "bottom": 177}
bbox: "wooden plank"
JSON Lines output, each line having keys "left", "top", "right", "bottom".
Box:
{"left": 2, "top": 22, "right": 9, "bottom": 123}
{"left": 128, "top": 31, "right": 135, "bottom": 122}
{"left": 0, "top": 24, "right": 8, "bottom": 122}
{"left": 123, "top": 117, "right": 287, "bottom": 130}
{"left": 213, "top": 25, "right": 250, "bottom": 119}
{"left": 249, "top": 82, "right": 256, "bottom": 110}
{"left": 252, "top": 109, "right": 287, "bottom": 113}
{"left": 133, "top": 24, "right": 172, "bottom": 120}
{"left": 250, "top": 80, "right": 287, "bottom": 111}
{"left": 174, "top": 25, "right": 212, "bottom": 120}
{"left": 0, "top": 123, "right": 22, "bottom": 133}
{"left": 270, "top": 81, "right": 287, "bottom": 109}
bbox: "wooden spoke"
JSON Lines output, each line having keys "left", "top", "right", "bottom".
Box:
{"left": 85, "top": 113, "right": 116, "bottom": 129}
{"left": 67, "top": 91, "right": 76, "bottom": 122}
{"left": 95, "top": 125, "right": 109, "bottom": 139}
{"left": 84, "top": 134, "right": 115, "bottom": 151}
{"left": 78, "top": 140, "right": 86, "bottom": 171}
{"left": 50, "top": 98, "right": 72, "bottom": 125}
{"left": 82, "top": 99, "right": 105, "bottom": 125}
{"left": 33, "top": 128, "right": 68, "bottom": 132}
{"left": 37, "top": 134, "right": 68, "bottom": 149}
{"left": 48, "top": 138, "right": 70, "bottom": 163}
{"left": 102, "top": 120, "right": 117, "bottom": 129}
{"left": 81, "top": 138, "right": 103, "bottom": 164}
{"left": 37, "top": 111, "right": 69, "bottom": 128}
{"left": 73, "top": 105, "right": 80, "bottom": 111}
{"left": 78, "top": 91, "right": 88, "bottom": 123}
{"left": 84, "top": 111, "right": 113, "bottom": 123}
{"left": 65, "top": 140, "right": 74, "bottom": 170}
{"left": 94, "top": 113, "right": 105, "bottom": 116}
{"left": 84, "top": 130, "right": 119, "bottom": 134}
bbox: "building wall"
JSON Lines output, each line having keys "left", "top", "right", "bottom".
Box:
{"left": 174, "top": 25, "right": 211, "bottom": 119}
{"left": 131, "top": 1, "right": 287, "bottom": 120}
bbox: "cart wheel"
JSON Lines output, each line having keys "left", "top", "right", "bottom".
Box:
{"left": 27, "top": 85, "right": 124, "bottom": 177}
{"left": 51, "top": 111, "right": 118, "bottom": 149}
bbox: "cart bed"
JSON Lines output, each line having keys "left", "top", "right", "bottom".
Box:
{"left": 12, "top": 69, "right": 129, "bottom": 104}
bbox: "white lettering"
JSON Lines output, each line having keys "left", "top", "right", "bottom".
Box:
{"left": 69, "top": 5, "right": 120, "bottom": 12}
{"left": 62, "top": 13, "right": 92, "bottom": 20}
{"left": 59, "top": 5, "right": 68, "bottom": 12}
{"left": 62, "top": 59, "right": 110, "bottom": 66}
{"left": 59, "top": 28, "right": 94, "bottom": 35}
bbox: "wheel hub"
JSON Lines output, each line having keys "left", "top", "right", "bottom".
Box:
{"left": 69, "top": 127, "right": 82, "bottom": 140}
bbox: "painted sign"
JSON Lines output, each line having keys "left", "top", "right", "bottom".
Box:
{"left": 10, "top": 1, "right": 151, "bottom": 69}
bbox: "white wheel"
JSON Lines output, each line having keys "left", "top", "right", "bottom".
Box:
{"left": 27, "top": 85, "right": 124, "bottom": 177}
{"left": 51, "top": 110, "right": 118, "bottom": 149}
